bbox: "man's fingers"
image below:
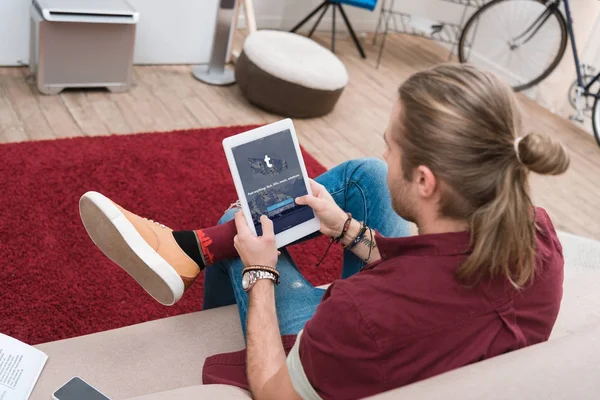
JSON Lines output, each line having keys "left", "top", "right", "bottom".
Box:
{"left": 295, "top": 194, "right": 320, "bottom": 209}
{"left": 234, "top": 210, "right": 251, "bottom": 235}
{"left": 309, "top": 179, "right": 322, "bottom": 196}
{"left": 260, "top": 215, "right": 275, "bottom": 238}
{"left": 310, "top": 179, "right": 333, "bottom": 201}
{"left": 294, "top": 195, "right": 308, "bottom": 205}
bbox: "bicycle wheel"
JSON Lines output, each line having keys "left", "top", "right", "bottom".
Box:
{"left": 590, "top": 95, "right": 600, "bottom": 147}
{"left": 458, "top": 0, "right": 568, "bottom": 92}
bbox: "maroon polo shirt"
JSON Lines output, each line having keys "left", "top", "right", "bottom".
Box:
{"left": 203, "top": 208, "right": 564, "bottom": 399}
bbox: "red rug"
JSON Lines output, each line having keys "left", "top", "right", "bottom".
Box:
{"left": 0, "top": 126, "right": 342, "bottom": 345}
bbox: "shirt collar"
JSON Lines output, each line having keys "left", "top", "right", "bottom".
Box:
{"left": 375, "top": 230, "right": 472, "bottom": 261}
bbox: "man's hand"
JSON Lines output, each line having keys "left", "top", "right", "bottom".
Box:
{"left": 234, "top": 211, "right": 279, "bottom": 268}
{"left": 296, "top": 179, "right": 348, "bottom": 238}
{"left": 297, "top": 179, "right": 382, "bottom": 264}
{"left": 236, "top": 212, "right": 302, "bottom": 400}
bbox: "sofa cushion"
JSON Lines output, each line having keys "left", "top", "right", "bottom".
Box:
{"left": 551, "top": 231, "right": 600, "bottom": 338}
{"left": 124, "top": 385, "right": 250, "bottom": 399}
{"left": 558, "top": 231, "right": 600, "bottom": 271}
{"left": 551, "top": 267, "right": 600, "bottom": 339}
{"left": 31, "top": 306, "right": 244, "bottom": 400}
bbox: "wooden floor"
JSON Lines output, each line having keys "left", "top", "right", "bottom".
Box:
{"left": 1, "top": 33, "right": 599, "bottom": 240}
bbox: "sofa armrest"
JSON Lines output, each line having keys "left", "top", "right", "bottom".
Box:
{"left": 31, "top": 305, "right": 244, "bottom": 400}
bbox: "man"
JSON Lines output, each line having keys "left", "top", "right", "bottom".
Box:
{"left": 80, "top": 64, "right": 569, "bottom": 399}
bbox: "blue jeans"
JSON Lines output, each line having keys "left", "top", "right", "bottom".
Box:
{"left": 203, "top": 158, "right": 410, "bottom": 337}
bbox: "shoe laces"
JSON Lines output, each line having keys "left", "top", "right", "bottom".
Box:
{"left": 143, "top": 217, "right": 166, "bottom": 229}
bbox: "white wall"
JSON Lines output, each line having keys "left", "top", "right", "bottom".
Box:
{"left": 129, "top": 0, "right": 219, "bottom": 64}
{"left": 0, "top": 0, "right": 391, "bottom": 66}
{"left": 0, "top": 0, "right": 31, "bottom": 66}
{"left": 255, "top": 0, "right": 466, "bottom": 32}
{"left": 0, "top": 0, "right": 464, "bottom": 66}
{"left": 0, "top": 0, "right": 220, "bottom": 65}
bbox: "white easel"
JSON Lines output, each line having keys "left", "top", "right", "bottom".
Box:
{"left": 228, "top": 0, "right": 257, "bottom": 63}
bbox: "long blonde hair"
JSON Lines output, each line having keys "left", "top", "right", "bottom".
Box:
{"left": 397, "top": 64, "right": 569, "bottom": 287}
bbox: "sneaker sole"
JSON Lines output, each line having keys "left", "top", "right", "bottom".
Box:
{"left": 79, "top": 191, "right": 184, "bottom": 306}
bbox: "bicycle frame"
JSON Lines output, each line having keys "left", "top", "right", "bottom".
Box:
{"left": 515, "top": 0, "right": 600, "bottom": 97}
{"left": 562, "top": 0, "right": 600, "bottom": 98}
{"left": 510, "top": 0, "right": 560, "bottom": 47}
{"left": 561, "top": 0, "right": 600, "bottom": 94}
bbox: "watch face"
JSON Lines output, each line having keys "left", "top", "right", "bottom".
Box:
{"left": 242, "top": 272, "right": 250, "bottom": 290}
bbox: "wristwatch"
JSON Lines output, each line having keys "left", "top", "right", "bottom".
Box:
{"left": 242, "top": 269, "right": 278, "bottom": 292}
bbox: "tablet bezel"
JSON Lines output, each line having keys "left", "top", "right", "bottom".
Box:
{"left": 222, "top": 119, "right": 321, "bottom": 249}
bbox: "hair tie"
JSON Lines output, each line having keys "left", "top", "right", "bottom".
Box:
{"left": 514, "top": 136, "right": 525, "bottom": 165}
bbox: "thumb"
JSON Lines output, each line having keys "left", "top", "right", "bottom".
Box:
{"left": 295, "top": 194, "right": 320, "bottom": 208}
{"left": 260, "top": 215, "right": 274, "bottom": 237}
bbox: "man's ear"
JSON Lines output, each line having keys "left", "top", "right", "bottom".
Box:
{"left": 415, "top": 165, "right": 437, "bottom": 199}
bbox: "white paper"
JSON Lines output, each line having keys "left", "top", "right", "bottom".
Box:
{"left": 0, "top": 334, "right": 48, "bottom": 400}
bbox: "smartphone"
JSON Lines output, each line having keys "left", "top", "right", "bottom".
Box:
{"left": 52, "top": 377, "right": 110, "bottom": 400}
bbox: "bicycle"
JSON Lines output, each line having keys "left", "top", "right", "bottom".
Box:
{"left": 457, "top": 0, "right": 600, "bottom": 147}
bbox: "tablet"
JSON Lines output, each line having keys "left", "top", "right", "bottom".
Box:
{"left": 223, "top": 119, "right": 321, "bottom": 248}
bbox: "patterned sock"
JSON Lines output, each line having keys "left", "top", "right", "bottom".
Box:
{"left": 171, "top": 220, "right": 238, "bottom": 268}
{"left": 193, "top": 220, "right": 238, "bottom": 266}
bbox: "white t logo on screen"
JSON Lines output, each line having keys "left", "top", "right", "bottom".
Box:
{"left": 264, "top": 155, "right": 273, "bottom": 168}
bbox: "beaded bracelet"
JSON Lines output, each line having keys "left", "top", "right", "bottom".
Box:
{"left": 244, "top": 264, "right": 279, "bottom": 275}
{"left": 335, "top": 213, "right": 353, "bottom": 242}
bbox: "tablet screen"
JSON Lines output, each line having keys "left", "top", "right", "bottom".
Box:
{"left": 232, "top": 129, "right": 315, "bottom": 236}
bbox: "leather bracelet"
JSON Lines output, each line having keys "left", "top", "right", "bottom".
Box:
{"left": 243, "top": 265, "right": 280, "bottom": 283}
{"left": 315, "top": 213, "right": 352, "bottom": 268}
{"left": 364, "top": 227, "right": 374, "bottom": 262}
{"left": 243, "top": 265, "right": 279, "bottom": 276}
{"left": 345, "top": 222, "right": 368, "bottom": 250}
{"left": 335, "top": 213, "right": 353, "bottom": 243}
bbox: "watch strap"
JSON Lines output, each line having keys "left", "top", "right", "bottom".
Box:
{"left": 243, "top": 265, "right": 279, "bottom": 281}
{"left": 243, "top": 269, "right": 279, "bottom": 292}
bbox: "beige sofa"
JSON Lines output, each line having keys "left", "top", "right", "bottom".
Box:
{"left": 31, "top": 231, "right": 600, "bottom": 400}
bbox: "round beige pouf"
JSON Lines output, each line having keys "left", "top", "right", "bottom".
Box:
{"left": 236, "top": 30, "right": 349, "bottom": 118}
